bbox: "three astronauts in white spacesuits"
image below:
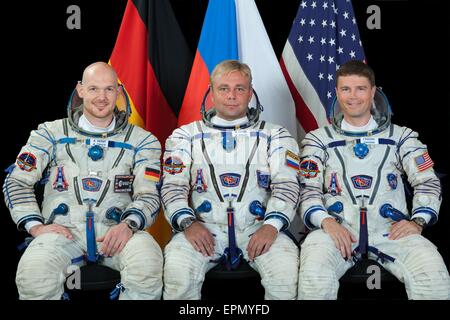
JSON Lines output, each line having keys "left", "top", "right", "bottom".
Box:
{"left": 297, "top": 60, "right": 450, "bottom": 299}
{"left": 3, "top": 62, "right": 163, "bottom": 299}
{"left": 5, "top": 59, "right": 450, "bottom": 300}
{"left": 161, "top": 60, "right": 300, "bottom": 299}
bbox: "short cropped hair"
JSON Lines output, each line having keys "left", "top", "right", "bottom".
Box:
{"left": 336, "top": 60, "right": 375, "bottom": 87}
{"left": 210, "top": 60, "right": 252, "bottom": 87}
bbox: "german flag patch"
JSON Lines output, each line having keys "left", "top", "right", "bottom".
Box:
{"left": 145, "top": 167, "right": 161, "bottom": 182}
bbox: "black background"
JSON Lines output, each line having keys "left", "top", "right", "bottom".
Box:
{"left": 2, "top": 0, "right": 449, "bottom": 304}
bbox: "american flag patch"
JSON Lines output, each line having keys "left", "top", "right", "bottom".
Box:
{"left": 415, "top": 152, "right": 434, "bottom": 172}
{"left": 145, "top": 167, "right": 161, "bottom": 182}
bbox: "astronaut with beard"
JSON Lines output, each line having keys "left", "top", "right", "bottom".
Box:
{"left": 161, "top": 60, "right": 300, "bottom": 299}
{"left": 3, "top": 62, "right": 163, "bottom": 299}
{"left": 298, "top": 60, "right": 450, "bottom": 299}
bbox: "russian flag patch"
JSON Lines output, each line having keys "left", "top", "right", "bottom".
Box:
{"left": 286, "top": 150, "right": 300, "bottom": 170}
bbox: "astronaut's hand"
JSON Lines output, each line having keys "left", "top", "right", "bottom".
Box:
{"left": 185, "top": 222, "right": 215, "bottom": 257}
{"left": 97, "top": 223, "right": 133, "bottom": 257}
{"left": 388, "top": 220, "right": 422, "bottom": 240}
{"left": 321, "top": 217, "right": 357, "bottom": 259}
{"left": 247, "top": 224, "right": 278, "bottom": 261}
{"left": 29, "top": 223, "right": 73, "bottom": 240}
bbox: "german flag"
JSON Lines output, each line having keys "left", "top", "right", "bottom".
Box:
{"left": 110, "top": 0, "right": 192, "bottom": 247}
{"left": 110, "top": 0, "right": 192, "bottom": 144}
{"left": 145, "top": 167, "right": 160, "bottom": 183}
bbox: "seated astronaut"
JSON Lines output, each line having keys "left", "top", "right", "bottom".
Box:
{"left": 297, "top": 60, "right": 450, "bottom": 300}
{"left": 3, "top": 62, "right": 163, "bottom": 299}
{"left": 161, "top": 60, "right": 300, "bottom": 300}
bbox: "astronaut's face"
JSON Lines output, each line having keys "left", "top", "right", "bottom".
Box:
{"left": 211, "top": 70, "right": 253, "bottom": 121}
{"left": 336, "top": 75, "right": 376, "bottom": 126}
{"left": 76, "top": 66, "right": 119, "bottom": 127}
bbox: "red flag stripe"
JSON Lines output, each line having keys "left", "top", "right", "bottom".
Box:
{"left": 110, "top": 1, "right": 178, "bottom": 143}
{"left": 110, "top": 2, "right": 148, "bottom": 119}
{"left": 280, "top": 57, "right": 319, "bottom": 133}
{"left": 177, "top": 51, "right": 211, "bottom": 127}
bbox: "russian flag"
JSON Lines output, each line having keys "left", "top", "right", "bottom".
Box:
{"left": 178, "top": 0, "right": 297, "bottom": 139}
{"left": 178, "top": 0, "right": 238, "bottom": 127}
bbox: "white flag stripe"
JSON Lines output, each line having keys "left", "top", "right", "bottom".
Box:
{"left": 236, "top": 0, "right": 298, "bottom": 138}
{"left": 282, "top": 42, "right": 329, "bottom": 129}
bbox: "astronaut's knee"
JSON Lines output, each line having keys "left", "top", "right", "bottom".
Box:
{"left": 298, "top": 242, "right": 343, "bottom": 299}
{"left": 411, "top": 260, "right": 450, "bottom": 299}
{"left": 398, "top": 244, "right": 450, "bottom": 300}
{"left": 257, "top": 247, "right": 299, "bottom": 278}
{"left": 121, "top": 232, "right": 163, "bottom": 284}
{"left": 16, "top": 236, "right": 69, "bottom": 299}
{"left": 164, "top": 245, "right": 204, "bottom": 282}
{"left": 254, "top": 243, "right": 299, "bottom": 299}
{"left": 163, "top": 239, "right": 207, "bottom": 299}
{"left": 163, "top": 262, "right": 201, "bottom": 299}
{"left": 298, "top": 273, "right": 339, "bottom": 300}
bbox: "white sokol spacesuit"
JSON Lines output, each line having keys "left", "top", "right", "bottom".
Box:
{"left": 3, "top": 89, "right": 163, "bottom": 299}
{"left": 298, "top": 89, "right": 450, "bottom": 299}
{"left": 161, "top": 103, "right": 300, "bottom": 299}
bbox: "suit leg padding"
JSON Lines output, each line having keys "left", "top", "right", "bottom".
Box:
{"left": 298, "top": 230, "right": 352, "bottom": 300}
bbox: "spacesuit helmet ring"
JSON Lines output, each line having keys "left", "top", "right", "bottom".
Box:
{"left": 201, "top": 86, "right": 264, "bottom": 129}
{"left": 329, "top": 86, "right": 392, "bottom": 136}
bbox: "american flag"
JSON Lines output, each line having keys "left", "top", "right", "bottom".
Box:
{"left": 281, "top": 0, "right": 365, "bottom": 140}
{"left": 415, "top": 152, "right": 434, "bottom": 172}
